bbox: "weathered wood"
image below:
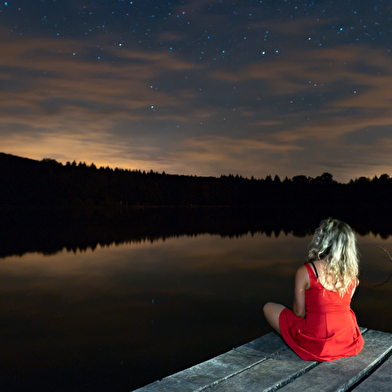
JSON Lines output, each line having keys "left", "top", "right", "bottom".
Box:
{"left": 132, "top": 328, "right": 392, "bottom": 392}
{"left": 133, "top": 333, "right": 288, "bottom": 392}
{"left": 278, "top": 329, "right": 392, "bottom": 392}
{"left": 351, "top": 354, "right": 392, "bottom": 391}
{"left": 205, "top": 349, "right": 317, "bottom": 392}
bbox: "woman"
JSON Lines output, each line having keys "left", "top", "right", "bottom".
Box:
{"left": 263, "top": 218, "right": 364, "bottom": 361}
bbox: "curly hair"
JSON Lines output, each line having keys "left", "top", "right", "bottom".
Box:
{"left": 308, "top": 218, "right": 359, "bottom": 294}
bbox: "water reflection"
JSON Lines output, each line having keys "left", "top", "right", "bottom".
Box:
{"left": 2, "top": 207, "right": 392, "bottom": 259}
{"left": 1, "top": 226, "right": 392, "bottom": 391}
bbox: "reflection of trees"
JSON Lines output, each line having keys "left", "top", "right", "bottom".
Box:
{"left": 1, "top": 205, "right": 392, "bottom": 259}
{"left": 2, "top": 152, "right": 392, "bottom": 257}
{"left": 0, "top": 207, "right": 311, "bottom": 258}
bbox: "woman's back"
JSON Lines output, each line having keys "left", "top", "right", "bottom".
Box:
{"left": 264, "top": 218, "right": 365, "bottom": 362}
{"left": 312, "top": 258, "right": 352, "bottom": 292}
{"left": 306, "top": 260, "right": 355, "bottom": 314}
{"left": 295, "top": 263, "right": 363, "bottom": 359}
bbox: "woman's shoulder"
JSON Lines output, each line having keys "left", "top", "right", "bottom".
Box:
{"left": 298, "top": 263, "right": 311, "bottom": 275}
{"left": 295, "top": 264, "right": 311, "bottom": 289}
{"left": 302, "top": 262, "right": 315, "bottom": 276}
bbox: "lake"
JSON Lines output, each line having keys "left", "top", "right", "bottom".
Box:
{"left": 1, "top": 210, "right": 392, "bottom": 391}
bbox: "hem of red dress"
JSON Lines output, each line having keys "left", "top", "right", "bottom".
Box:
{"left": 279, "top": 308, "right": 365, "bottom": 362}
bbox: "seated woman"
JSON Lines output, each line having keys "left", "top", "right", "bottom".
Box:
{"left": 263, "top": 217, "right": 364, "bottom": 361}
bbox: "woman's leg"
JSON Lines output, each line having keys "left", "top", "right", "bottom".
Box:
{"left": 263, "top": 302, "right": 286, "bottom": 335}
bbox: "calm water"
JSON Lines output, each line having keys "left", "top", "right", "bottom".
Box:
{"left": 1, "top": 229, "right": 392, "bottom": 391}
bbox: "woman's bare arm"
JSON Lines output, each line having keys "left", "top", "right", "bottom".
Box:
{"left": 292, "top": 265, "right": 309, "bottom": 318}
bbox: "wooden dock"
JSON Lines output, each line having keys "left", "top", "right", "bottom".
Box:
{"left": 133, "top": 328, "right": 392, "bottom": 391}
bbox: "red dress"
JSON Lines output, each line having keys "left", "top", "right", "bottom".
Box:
{"left": 279, "top": 263, "right": 364, "bottom": 361}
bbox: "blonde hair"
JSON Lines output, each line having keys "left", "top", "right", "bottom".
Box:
{"left": 308, "top": 218, "right": 359, "bottom": 294}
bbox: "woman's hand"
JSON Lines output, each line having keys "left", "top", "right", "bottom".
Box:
{"left": 292, "top": 265, "right": 309, "bottom": 318}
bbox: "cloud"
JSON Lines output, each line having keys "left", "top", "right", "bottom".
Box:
{"left": 148, "top": 134, "right": 303, "bottom": 177}
{"left": 211, "top": 44, "right": 392, "bottom": 141}
{"left": 0, "top": 36, "right": 206, "bottom": 127}
{"left": 249, "top": 120, "right": 283, "bottom": 127}
{"left": 249, "top": 17, "right": 327, "bottom": 37}
{"left": 156, "top": 31, "right": 185, "bottom": 43}
{"left": 1, "top": 30, "right": 392, "bottom": 182}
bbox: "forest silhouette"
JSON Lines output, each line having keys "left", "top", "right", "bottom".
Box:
{"left": 1, "top": 152, "right": 391, "bottom": 213}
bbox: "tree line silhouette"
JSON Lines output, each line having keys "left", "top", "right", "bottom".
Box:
{"left": 1, "top": 152, "right": 391, "bottom": 213}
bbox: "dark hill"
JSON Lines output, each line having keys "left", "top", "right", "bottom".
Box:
{"left": 1, "top": 152, "right": 391, "bottom": 218}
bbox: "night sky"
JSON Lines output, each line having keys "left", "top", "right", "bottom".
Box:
{"left": 1, "top": 0, "right": 391, "bottom": 182}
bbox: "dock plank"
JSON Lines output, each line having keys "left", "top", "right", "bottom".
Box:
{"left": 351, "top": 355, "right": 392, "bottom": 392}
{"left": 277, "top": 329, "right": 392, "bottom": 392}
{"left": 132, "top": 328, "right": 392, "bottom": 392}
{"left": 133, "top": 332, "right": 288, "bottom": 392}
{"left": 205, "top": 349, "right": 317, "bottom": 392}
